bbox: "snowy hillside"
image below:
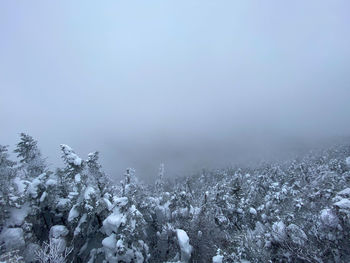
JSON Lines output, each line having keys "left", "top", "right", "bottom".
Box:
{"left": 1, "top": 133, "right": 350, "bottom": 262}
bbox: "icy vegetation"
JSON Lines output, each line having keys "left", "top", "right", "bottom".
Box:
{"left": 1, "top": 133, "right": 350, "bottom": 262}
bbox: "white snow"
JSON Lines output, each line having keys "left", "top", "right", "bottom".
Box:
{"left": 75, "top": 173, "right": 81, "bottom": 183}
{"left": 68, "top": 205, "right": 80, "bottom": 222}
{"left": 74, "top": 213, "right": 87, "bottom": 236}
{"left": 7, "top": 203, "right": 30, "bottom": 227}
{"left": 320, "top": 208, "right": 339, "bottom": 228}
{"left": 212, "top": 250, "right": 223, "bottom": 263}
{"left": 46, "top": 178, "right": 57, "bottom": 186}
{"left": 212, "top": 255, "right": 223, "bottom": 263}
{"left": 334, "top": 198, "right": 350, "bottom": 209}
{"left": 249, "top": 207, "right": 257, "bottom": 215}
{"left": 286, "top": 224, "right": 307, "bottom": 246}
{"left": 103, "top": 208, "right": 127, "bottom": 235}
{"left": 0, "top": 228, "right": 25, "bottom": 250}
{"left": 103, "top": 197, "right": 113, "bottom": 211}
{"left": 337, "top": 188, "right": 350, "bottom": 197}
{"left": 57, "top": 198, "right": 71, "bottom": 210}
{"left": 84, "top": 186, "right": 96, "bottom": 200}
{"left": 27, "top": 173, "right": 46, "bottom": 198}
{"left": 236, "top": 208, "right": 243, "bottom": 214}
{"left": 102, "top": 233, "right": 117, "bottom": 250}
{"left": 60, "top": 144, "right": 83, "bottom": 166}
{"left": 50, "top": 225, "right": 69, "bottom": 238}
{"left": 346, "top": 157, "right": 350, "bottom": 167}
{"left": 14, "top": 177, "right": 26, "bottom": 193}
{"left": 176, "top": 229, "right": 192, "bottom": 263}
{"left": 40, "top": 191, "right": 47, "bottom": 203}
{"left": 272, "top": 221, "right": 286, "bottom": 242}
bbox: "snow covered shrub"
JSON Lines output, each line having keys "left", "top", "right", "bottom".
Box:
{"left": 102, "top": 170, "right": 149, "bottom": 263}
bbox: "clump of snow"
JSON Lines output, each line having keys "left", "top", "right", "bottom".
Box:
{"left": 212, "top": 249, "right": 223, "bottom": 263}
{"left": 345, "top": 157, "right": 350, "bottom": 167}
{"left": 50, "top": 225, "right": 69, "bottom": 239}
{"left": 68, "top": 205, "right": 80, "bottom": 222}
{"left": 75, "top": 173, "right": 81, "bottom": 183}
{"left": 7, "top": 203, "right": 30, "bottom": 227}
{"left": 102, "top": 233, "right": 116, "bottom": 250}
{"left": 333, "top": 198, "right": 350, "bottom": 209}
{"left": 103, "top": 207, "right": 127, "bottom": 236}
{"left": 0, "top": 228, "right": 25, "bottom": 250}
{"left": 40, "top": 191, "right": 47, "bottom": 203}
{"left": 114, "top": 196, "right": 128, "bottom": 207}
{"left": 176, "top": 229, "right": 192, "bottom": 263}
{"left": 84, "top": 186, "right": 96, "bottom": 200}
{"left": 27, "top": 173, "right": 46, "bottom": 198}
{"left": 57, "top": 198, "right": 71, "bottom": 210}
{"left": 249, "top": 207, "right": 257, "bottom": 215}
{"left": 336, "top": 188, "right": 350, "bottom": 198}
{"left": 272, "top": 221, "right": 286, "bottom": 243}
{"left": 45, "top": 178, "right": 57, "bottom": 186}
{"left": 60, "top": 144, "right": 82, "bottom": 166}
{"left": 50, "top": 225, "right": 69, "bottom": 253}
{"left": 74, "top": 213, "right": 87, "bottom": 236}
{"left": 286, "top": 224, "right": 307, "bottom": 246}
{"left": 103, "top": 197, "right": 113, "bottom": 211}
{"left": 14, "top": 177, "right": 26, "bottom": 193}
{"left": 320, "top": 209, "right": 339, "bottom": 228}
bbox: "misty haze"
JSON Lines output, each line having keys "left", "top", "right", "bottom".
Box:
{"left": 1, "top": 1, "right": 350, "bottom": 263}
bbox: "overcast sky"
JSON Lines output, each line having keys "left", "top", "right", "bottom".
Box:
{"left": 1, "top": 1, "right": 350, "bottom": 181}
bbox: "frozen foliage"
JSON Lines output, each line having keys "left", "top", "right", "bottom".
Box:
{"left": 1, "top": 134, "right": 350, "bottom": 263}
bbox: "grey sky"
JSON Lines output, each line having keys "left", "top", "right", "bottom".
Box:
{"left": 1, "top": 1, "right": 350, "bottom": 181}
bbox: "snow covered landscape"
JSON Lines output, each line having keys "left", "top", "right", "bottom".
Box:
{"left": 1, "top": 1, "right": 350, "bottom": 262}
{"left": 1, "top": 134, "right": 350, "bottom": 262}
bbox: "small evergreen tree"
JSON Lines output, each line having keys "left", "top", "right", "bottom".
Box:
{"left": 14, "top": 133, "right": 46, "bottom": 178}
